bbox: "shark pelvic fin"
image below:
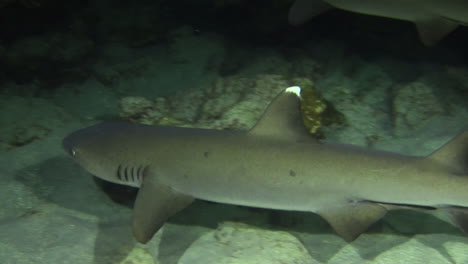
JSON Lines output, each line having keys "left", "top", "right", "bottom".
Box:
{"left": 249, "top": 87, "right": 312, "bottom": 142}
{"left": 427, "top": 131, "right": 468, "bottom": 175}
{"left": 132, "top": 170, "right": 194, "bottom": 243}
{"left": 318, "top": 202, "right": 388, "bottom": 241}
{"left": 288, "top": 0, "right": 332, "bottom": 26}
{"left": 414, "top": 18, "right": 459, "bottom": 46}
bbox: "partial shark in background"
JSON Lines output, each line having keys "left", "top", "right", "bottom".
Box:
{"left": 288, "top": 0, "right": 468, "bottom": 46}
{"left": 63, "top": 87, "right": 468, "bottom": 244}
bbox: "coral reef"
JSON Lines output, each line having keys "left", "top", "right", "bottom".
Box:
{"left": 119, "top": 96, "right": 184, "bottom": 126}
{"left": 294, "top": 77, "right": 345, "bottom": 138}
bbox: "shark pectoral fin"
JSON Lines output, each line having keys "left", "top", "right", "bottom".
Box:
{"left": 132, "top": 176, "right": 194, "bottom": 243}
{"left": 289, "top": 0, "right": 332, "bottom": 26}
{"left": 414, "top": 18, "right": 458, "bottom": 46}
{"left": 318, "top": 202, "right": 388, "bottom": 241}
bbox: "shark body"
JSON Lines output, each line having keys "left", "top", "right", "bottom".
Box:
{"left": 288, "top": 0, "right": 468, "bottom": 46}
{"left": 63, "top": 87, "right": 468, "bottom": 243}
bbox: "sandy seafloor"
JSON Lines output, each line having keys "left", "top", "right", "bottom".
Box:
{"left": 1, "top": 20, "right": 468, "bottom": 264}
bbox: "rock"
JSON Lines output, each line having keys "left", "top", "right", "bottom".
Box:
{"left": 444, "top": 66, "right": 468, "bottom": 92}
{"left": 4, "top": 33, "right": 94, "bottom": 82}
{"left": 6, "top": 33, "right": 94, "bottom": 68}
{"left": 392, "top": 81, "right": 445, "bottom": 137}
{"left": 178, "top": 222, "right": 317, "bottom": 264}
{"left": 119, "top": 96, "right": 172, "bottom": 125}
{"left": 0, "top": 95, "right": 73, "bottom": 151}
{"left": 52, "top": 78, "right": 119, "bottom": 120}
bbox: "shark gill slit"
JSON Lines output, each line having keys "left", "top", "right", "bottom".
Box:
{"left": 138, "top": 166, "right": 143, "bottom": 182}
{"left": 137, "top": 165, "right": 146, "bottom": 183}
{"left": 124, "top": 166, "right": 129, "bottom": 182}
{"left": 116, "top": 164, "right": 123, "bottom": 181}
{"left": 137, "top": 165, "right": 141, "bottom": 182}
{"left": 131, "top": 167, "right": 135, "bottom": 182}
{"left": 139, "top": 165, "right": 145, "bottom": 182}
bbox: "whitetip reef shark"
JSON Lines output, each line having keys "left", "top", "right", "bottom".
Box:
{"left": 63, "top": 86, "right": 468, "bottom": 244}
{"left": 288, "top": 0, "right": 468, "bottom": 46}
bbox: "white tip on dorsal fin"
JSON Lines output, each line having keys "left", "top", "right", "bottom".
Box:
{"left": 249, "top": 86, "right": 312, "bottom": 141}
{"left": 285, "top": 86, "right": 301, "bottom": 96}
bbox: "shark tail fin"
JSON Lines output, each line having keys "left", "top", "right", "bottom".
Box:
{"left": 427, "top": 131, "right": 468, "bottom": 176}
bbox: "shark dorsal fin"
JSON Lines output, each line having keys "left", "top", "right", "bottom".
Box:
{"left": 249, "top": 87, "right": 312, "bottom": 142}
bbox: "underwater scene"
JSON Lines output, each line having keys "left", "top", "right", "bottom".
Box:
{"left": 1, "top": 0, "right": 468, "bottom": 263}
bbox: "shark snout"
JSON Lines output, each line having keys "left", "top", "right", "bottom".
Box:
{"left": 62, "top": 135, "right": 75, "bottom": 157}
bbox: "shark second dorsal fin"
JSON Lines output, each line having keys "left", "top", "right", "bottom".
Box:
{"left": 249, "top": 87, "right": 312, "bottom": 142}
{"left": 414, "top": 18, "right": 459, "bottom": 46}
{"left": 288, "top": 0, "right": 332, "bottom": 26}
{"left": 427, "top": 131, "right": 468, "bottom": 175}
{"left": 132, "top": 169, "right": 194, "bottom": 243}
{"left": 318, "top": 202, "right": 388, "bottom": 241}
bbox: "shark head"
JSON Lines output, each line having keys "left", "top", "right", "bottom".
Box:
{"left": 63, "top": 122, "right": 150, "bottom": 187}
{"left": 63, "top": 124, "right": 120, "bottom": 183}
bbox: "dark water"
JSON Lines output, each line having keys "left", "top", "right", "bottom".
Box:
{"left": 0, "top": 1, "right": 467, "bottom": 263}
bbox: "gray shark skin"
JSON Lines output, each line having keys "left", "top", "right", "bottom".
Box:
{"left": 288, "top": 0, "right": 468, "bottom": 46}
{"left": 63, "top": 87, "right": 468, "bottom": 244}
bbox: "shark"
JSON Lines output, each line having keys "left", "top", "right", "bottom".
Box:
{"left": 63, "top": 86, "right": 468, "bottom": 244}
{"left": 288, "top": 0, "right": 468, "bottom": 46}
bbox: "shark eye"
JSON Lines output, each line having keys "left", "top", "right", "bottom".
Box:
{"left": 69, "top": 148, "right": 77, "bottom": 157}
